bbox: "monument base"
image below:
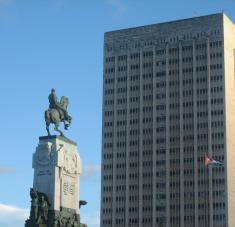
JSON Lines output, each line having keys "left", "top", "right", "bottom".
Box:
{"left": 25, "top": 201, "right": 87, "bottom": 227}
{"left": 25, "top": 223, "right": 46, "bottom": 227}
{"left": 47, "top": 207, "right": 82, "bottom": 227}
{"left": 25, "top": 135, "right": 87, "bottom": 227}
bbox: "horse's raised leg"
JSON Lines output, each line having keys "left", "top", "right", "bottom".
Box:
{"left": 45, "top": 110, "right": 51, "bottom": 136}
{"left": 54, "top": 123, "right": 63, "bottom": 137}
{"left": 46, "top": 123, "right": 51, "bottom": 136}
{"left": 63, "top": 120, "right": 69, "bottom": 130}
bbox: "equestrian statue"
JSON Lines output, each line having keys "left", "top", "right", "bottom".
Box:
{"left": 45, "top": 88, "right": 72, "bottom": 136}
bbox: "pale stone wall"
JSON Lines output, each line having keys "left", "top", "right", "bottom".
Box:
{"left": 32, "top": 136, "right": 82, "bottom": 213}
{"left": 223, "top": 14, "right": 235, "bottom": 227}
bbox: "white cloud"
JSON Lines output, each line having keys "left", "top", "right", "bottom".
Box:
{"left": 81, "top": 211, "right": 100, "bottom": 227}
{"left": 0, "top": 203, "right": 29, "bottom": 227}
{"left": 81, "top": 164, "right": 101, "bottom": 179}
{"left": 0, "top": 167, "right": 15, "bottom": 174}
{"left": 0, "top": 203, "right": 100, "bottom": 227}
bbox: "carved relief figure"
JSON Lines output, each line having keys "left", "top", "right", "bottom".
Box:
{"left": 63, "top": 150, "right": 78, "bottom": 175}
{"left": 29, "top": 188, "right": 39, "bottom": 222}
{"left": 27, "top": 188, "right": 50, "bottom": 225}
{"left": 39, "top": 195, "right": 49, "bottom": 223}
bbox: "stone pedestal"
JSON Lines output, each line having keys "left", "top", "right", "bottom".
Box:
{"left": 25, "top": 136, "right": 87, "bottom": 227}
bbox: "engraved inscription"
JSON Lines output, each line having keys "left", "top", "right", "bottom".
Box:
{"left": 63, "top": 182, "right": 69, "bottom": 195}
{"left": 37, "top": 170, "right": 52, "bottom": 176}
{"left": 63, "top": 182, "right": 75, "bottom": 195}
{"left": 69, "top": 184, "right": 75, "bottom": 195}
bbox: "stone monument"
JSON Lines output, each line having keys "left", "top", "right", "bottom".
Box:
{"left": 25, "top": 89, "right": 87, "bottom": 227}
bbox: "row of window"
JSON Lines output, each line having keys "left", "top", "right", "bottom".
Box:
{"left": 108, "top": 111, "right": 221, "bottom": 123}
{"left": 102, "top": 191, "right": 225, "bottom": 205}
{"left": 104, "top": 98, "right": 222, "bottom": 111}
{"left": 103, "top": 150, "right": 224, "bottom": 165}
{"left": 105, "top": 63, "right": 223, "bottom": 74}
{"left": 105, "top": 74, "right": 223, "bottom": 86}
{"left": 104, "top": 110, "right": 223, "bottom": 122}
{"left": 104, "top": 80, "right": 220, "bottom": 93}
{"left": 106, "top": 32, "right": 222, "bottom": 51}
{"left": 106, "top": 134, "right": 222, "bottom": 146}
{"left": 105, "top": 39, "right": 222, "bottom": 60}
{"left": 103, "top": 171, "right": 224, "bottom": 182}
{"left": 106, "top": 51, "right": 222, "bottom": 67}
{"left": 102, "top": 214, "right": 225, "bottom": 226}
{"left": 102, "top": 151, "right": 224, "bottom": 163}
{"left": 104, "top": 86, "right": 222, "bottom": 98}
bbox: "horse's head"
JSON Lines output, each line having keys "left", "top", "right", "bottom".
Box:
{"left": 60, "top": 96, "right": 69, "bottom": 110}
{"left": 64, "top": 115, "right": 72, "bottom": 131}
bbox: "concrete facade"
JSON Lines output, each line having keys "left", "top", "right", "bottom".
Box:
{"left": 101, "top": 13, "right": 235, "bottom": 227}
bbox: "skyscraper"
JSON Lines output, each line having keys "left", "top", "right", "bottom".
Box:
{"left": 101, "top": 13, "right": 235, "bottom": 227}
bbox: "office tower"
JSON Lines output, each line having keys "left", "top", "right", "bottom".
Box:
{"left": 101, "top": 13, "right": 235, "bottom": 227}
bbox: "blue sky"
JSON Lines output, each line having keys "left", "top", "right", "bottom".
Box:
{"left": 0, "top": 0, "right": 235, "bottom": 227}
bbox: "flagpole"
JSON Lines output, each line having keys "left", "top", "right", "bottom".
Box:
{"left": 204, "top": 154, "right": 208, "bottom": 227}
{"left": 207, "top": 162, "right": 210, "bottom": 227}
{"left": 204, "top": 162, "right": 206, "bottom": 227}
{"left": 204, "top": 154, "right": 224, "bottom": 227}
{"left": 206, "top": 161, "right": 208, "bottom": 227}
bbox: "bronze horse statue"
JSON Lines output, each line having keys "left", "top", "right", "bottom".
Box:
{"left": 45, "top": 96, "right": 72, "bottom": 136}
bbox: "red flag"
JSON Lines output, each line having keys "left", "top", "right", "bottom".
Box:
{"left": 204, "top": 155, "right": 223, "bottom": 166}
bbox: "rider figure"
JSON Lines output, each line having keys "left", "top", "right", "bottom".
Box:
{"left": 48, "top": 88, "right": 69, "bottom": 120}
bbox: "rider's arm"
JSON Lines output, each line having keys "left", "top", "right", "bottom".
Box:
{"left": 52, "top": 94, "right": 58, "bottom": 105}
